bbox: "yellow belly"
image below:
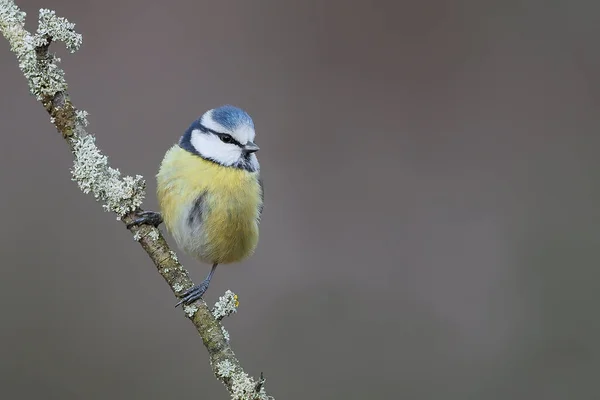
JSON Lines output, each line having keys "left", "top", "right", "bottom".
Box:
{"left": 157, "top": 145, "right": 262, "bottom": 264}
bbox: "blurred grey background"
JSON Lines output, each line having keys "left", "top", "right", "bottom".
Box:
{"left": 1, "top": 0, "right": 599, "bottom": 399}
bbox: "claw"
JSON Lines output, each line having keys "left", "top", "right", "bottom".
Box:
{"left": 175, "top": 283, "right": 209, "bottom": 307}
{"left": 127, "top": 211, "right": 163, "bottom": 229}
{"left": 175, "top": 263, "right": 218, "bottom": 307}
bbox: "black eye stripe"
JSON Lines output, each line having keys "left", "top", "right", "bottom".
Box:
{"left": 198, "top": 123, "right": 243, "bottom": 147}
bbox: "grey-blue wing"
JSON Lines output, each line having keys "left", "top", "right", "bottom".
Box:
{"left": 187, "top": 190, "right": 207, "bottom": 228}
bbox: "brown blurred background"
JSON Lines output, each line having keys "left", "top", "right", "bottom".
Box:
{"left": 1, "top": 0, "right": 599, "bottom": 399}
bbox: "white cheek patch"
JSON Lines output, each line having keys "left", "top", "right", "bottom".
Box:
{"left": 190, "top": 130, "right": 242, "bottom": 166}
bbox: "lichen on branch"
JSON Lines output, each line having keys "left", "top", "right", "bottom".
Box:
{"left": 35, "top": 8, "right": 81, "bottom": 51}
{"left": 71, "top": 133, "right": 146, "bottom": 216}
{"left": 0, "top": 3, "right": 79, "bottom": 100}
{"left": 0, "top": 1, "right": 145, "bottom": 217}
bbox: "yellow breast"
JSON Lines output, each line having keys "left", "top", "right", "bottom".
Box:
{"left": 157, "top": 145, "right": 262, "bottom": 264}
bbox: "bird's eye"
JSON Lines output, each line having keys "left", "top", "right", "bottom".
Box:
{"left": 219, "top": 134, "right": 234, "bottom": 144}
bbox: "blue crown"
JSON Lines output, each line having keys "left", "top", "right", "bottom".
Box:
{"left": 210, "top": 105, "right": 254, "bottom": 130}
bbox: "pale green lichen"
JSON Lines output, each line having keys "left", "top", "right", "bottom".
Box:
{"left": 216, "top": 361, "right": 272, "bottom": 400}
{"left": 221, "top": 326, "right": 230, "bottom": 342}
{"left": 1, "top": 3, "right": 145, "bottom": 217}
{"left": 132, "top": 231, "right": 142, "bottom": 241}
{"left": 173, "top": 282, "right": 184, "bottom": 293}
{"left": 71, "top": 134, "right": 145, "bottom": 217}
{"left": 148, "top": 228, "right": 160, "bottom": 241}
{"left": 169, "top": 251, "right": 178, "bottom": 262}
{"left": 183, "top": 304, "right": 198, "bottom": 317}
{"left": 35, "top": 9, "right": 81, "bottom": 52}
{"left": 74, "top": 109, "right": 89, "bottom": 136}
{"left": 75, "top": 109, "right": 88, "bottom": 125}
{"left": 216, "top": 360, "right": 236, "bottom": 378}
{"left": 212, "top": 290, "right": 239, "bottom": 320}
{"left": 0, "top": 2, "right": 82, "bottom": 100}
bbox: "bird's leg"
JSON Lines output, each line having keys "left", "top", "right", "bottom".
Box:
{"left": 126, "top": 210, "right": 163, "bottom": 229}
{"left": 175, "top": 263, "right": 218, "bottom": 307}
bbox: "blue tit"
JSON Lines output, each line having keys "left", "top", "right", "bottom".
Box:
{"left": 128, "top": 105, "right": 263, "bottom": 306}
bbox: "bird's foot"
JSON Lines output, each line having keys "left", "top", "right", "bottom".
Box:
{"left": 175, "top": 281, "right": 210, "bottom": 307}
{"left": 127, "top": 211, "right": 163, "bottom": 229}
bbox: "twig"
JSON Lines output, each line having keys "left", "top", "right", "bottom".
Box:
{"left": 0, "top": 2, "right": 273, "bottom": 399}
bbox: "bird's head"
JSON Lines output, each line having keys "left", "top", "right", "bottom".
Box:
{"left": 179, "top": 105, "right": 260, "bottom": 172}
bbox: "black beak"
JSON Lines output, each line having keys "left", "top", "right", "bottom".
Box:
{"left": 242, "top": 142, "right": 260, "bottom": 153}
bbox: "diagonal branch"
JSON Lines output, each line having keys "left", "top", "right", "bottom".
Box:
{"left": 0, "top": 2, "right": 273, "bottom": 399}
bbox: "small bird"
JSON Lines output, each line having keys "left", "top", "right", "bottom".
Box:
{"left": 128, "top": 105, "right": 263, "bottom": 306}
